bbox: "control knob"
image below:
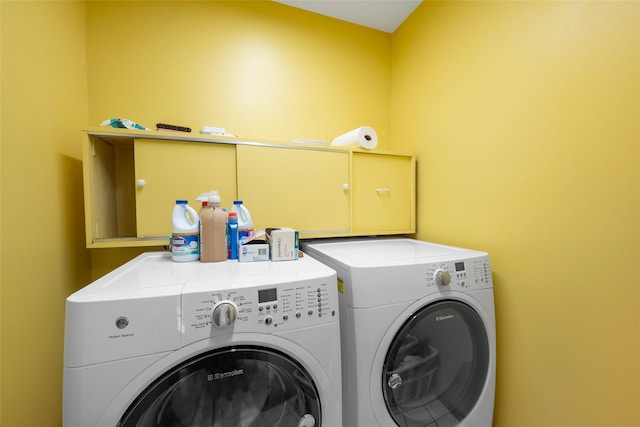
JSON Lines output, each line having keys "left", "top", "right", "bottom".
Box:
{"left": 434, "top": 269, "right": 451, "bottom": 286}
{"left": 212, "top": 301, "right": 237, "bottom": 327}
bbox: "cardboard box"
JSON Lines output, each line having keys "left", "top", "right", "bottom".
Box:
{"left": 267, "top": 228, "right": 299, "bottom": 261}
{"left": 238, "top": 233, "right": 269, "bottom": 262}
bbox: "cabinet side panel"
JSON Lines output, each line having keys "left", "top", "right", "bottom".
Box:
{"left": 88, "top": 137, "right": 119, "bottom": 240}
{"left": 114, "top": 144, "right": 137, "bottom": 237}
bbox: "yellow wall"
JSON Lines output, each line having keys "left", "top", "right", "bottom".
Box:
{"left": 85, "top": 1, "right": 391, "bottom": 146}
{"left": 1, "top": 1, "right": 91, "bottom": 425}
{"left": 2, "top": 1, "right": 639, "bottom": 426}
{"left": 1, "top": 3, "right": 3, "bottom": 420}
{"left": 392, "top": 1, "right": 640, "bottom": 426}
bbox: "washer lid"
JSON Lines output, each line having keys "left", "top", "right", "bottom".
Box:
{"left": 304, "top": 239, "right": 484, "bottom": 268}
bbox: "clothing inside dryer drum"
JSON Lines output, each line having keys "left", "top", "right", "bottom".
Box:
{"left": 118, "top": 347, "right": 321, "bottom": 427}
{"left": 383, "top": 300, "right": 489, "bottom": 427}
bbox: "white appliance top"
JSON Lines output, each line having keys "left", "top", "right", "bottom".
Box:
{"left": 302, "top": 238, "right": 493, "bottom": 308}
{"left": 69, "top": 251, "right": 336, "bottom": 302}
{"left": 302, "top": 238, "right": 486, "bottom": 268}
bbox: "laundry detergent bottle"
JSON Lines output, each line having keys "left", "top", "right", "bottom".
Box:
{"left": 231, "top": 200, "right": 254, "bottom": 240}
{"left": 171, "top": 200, "right": 200, "bottom": 262}
{"left": 227, "top": 212, "right": 239, "bottom": 260}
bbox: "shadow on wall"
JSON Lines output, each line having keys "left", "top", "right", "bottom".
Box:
{"left": 59, "top": 153, "right": 92, "bottom": 293}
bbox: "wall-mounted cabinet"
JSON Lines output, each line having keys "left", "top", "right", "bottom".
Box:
{"left": 82, "top": 128, "right": 415, "bottom": 248}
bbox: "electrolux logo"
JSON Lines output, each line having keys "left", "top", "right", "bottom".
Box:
{"left": 212, "top": 369, "right": 244, "bottom": 381}
{"left": 436, "top": 314, "right": 454, "bottom": 322}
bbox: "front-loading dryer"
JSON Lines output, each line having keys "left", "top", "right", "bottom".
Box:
{"left": 63, "top": 252, "right": 341, "bottom": 427}
{"left": 301, "top": 238, "right": 496, "bottom": 427}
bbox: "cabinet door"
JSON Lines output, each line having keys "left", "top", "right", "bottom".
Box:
{"left": 134, "top": 138, "right": 237, "bottom": 238}
{"left": 352, "top": 153, "right": 415, "bottom": 233}
{"left": 236, "top": 145, "right": 350, "bottom": 236}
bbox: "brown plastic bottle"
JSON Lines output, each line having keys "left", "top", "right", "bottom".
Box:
{"left": 200, "top": 191, "right": 228, "bottom": 262}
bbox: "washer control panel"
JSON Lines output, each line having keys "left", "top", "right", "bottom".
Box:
{"left": 425, "top": 256, "right": 492, "bottom": 290}
{"left": 182, "top": 277, "right": 338, "bottom": 343}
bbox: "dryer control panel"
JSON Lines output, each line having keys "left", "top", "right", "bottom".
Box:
{"left": 182, "top": 276, "right": 338, "bottom": 345}
{"left": 425, "top": 256, "right": 492, "bottom": 290}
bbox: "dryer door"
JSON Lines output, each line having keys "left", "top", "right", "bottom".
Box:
{"left": 118, "top": 346, "right": 321, "bottom": 427}
{"left": 382, "top": 300, "right": 489, "bottom": 426}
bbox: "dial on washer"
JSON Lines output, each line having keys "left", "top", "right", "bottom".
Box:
{"left": 212, "top": 301, "right": 237, "bottom": 327}
{"left": 434, "top": 269, "right": 451, "bottom": 286}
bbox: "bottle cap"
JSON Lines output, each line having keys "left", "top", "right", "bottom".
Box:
{"left": 176, "top": 200, "right": 187, "bottom": 204}
{"left": 233, "top": 200, "right": 243, "bottom": 205}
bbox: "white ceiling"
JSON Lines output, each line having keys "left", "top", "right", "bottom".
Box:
{"left": 274, "top": 0, "right": 422, "bottom": 33}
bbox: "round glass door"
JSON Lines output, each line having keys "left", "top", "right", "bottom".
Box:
{"left": 383, "top": 300, "right": 489, "bottom": 426}
{"left": 119, "top": 346, "right": 321, "bottom": 427}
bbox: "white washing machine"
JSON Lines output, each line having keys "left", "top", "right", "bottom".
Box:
{"left": 301, "top": 238, "right": 496, "bottom": 427}
{"left": 63, "top": 252, "right": 341, "bottom": 427}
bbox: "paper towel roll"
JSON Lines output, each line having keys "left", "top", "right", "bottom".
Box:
{"left": 331, "top": 126, "right": 378, "bottom": 150}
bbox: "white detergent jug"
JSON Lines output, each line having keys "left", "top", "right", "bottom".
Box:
{"left": 231, "top": 200, "right": 254, "bottom": 240}
{"left": 171, "top": 200, "right": 200, "bottom": 262}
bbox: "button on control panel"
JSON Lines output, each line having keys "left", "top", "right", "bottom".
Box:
{"left": 257, "top": 282, "right": 336, "bottom": 328}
